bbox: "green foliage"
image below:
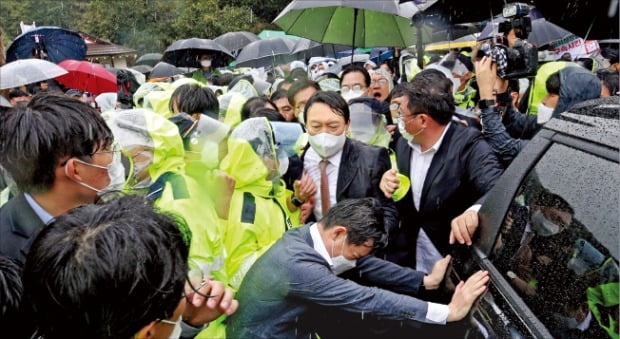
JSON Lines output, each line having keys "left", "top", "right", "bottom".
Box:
{"left": 0, "top": 0, "right": 285, "bottom": 56}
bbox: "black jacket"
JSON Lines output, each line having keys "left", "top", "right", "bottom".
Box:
{"left": 386, "top": 123, "right": 504, "bottom": 267}
{"left": 302, "top": 138, "right": 400, "bottom": 236}
{"left": 0, "top": 193, "right": 46, "bottom": 266}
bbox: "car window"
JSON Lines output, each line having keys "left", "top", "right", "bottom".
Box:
{"left": 490, "top": 143, "right": 619, "bottom": 339}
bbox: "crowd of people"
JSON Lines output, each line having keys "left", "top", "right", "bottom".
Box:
{"left": 0, "top": 23, "right": 618, "bottom": 338}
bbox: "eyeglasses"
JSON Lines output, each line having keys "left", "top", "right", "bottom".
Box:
{"left": 370, "top": 78, "right": 389, "bottom": 87}
{"left": 341, "top": 84, "right": 364, "bottom": 93}
{"left": 185, "top": 262, "right": 219, "bottom": 300}
{"left": 390, "top": 103, "right": 422, "bottom": 119}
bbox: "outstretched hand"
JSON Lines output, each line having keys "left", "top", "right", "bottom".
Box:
{"left": 447, "top": 270, "right": 489, "bottom": 322}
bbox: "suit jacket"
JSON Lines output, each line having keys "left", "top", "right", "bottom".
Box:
{"left": 302, "top": 138, "right": 399, "bottom": 235}
{"left": 386, "top": 123, "right": 504, "bottom": 267}
{"left": 227, "top": 224, "right": 431, "bottom": 339}
{"left": 0, "top": 193, "right": 46, "bottom": 266}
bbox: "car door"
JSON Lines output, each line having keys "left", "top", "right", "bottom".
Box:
{"left": 449, "top": 126, "right": 619, "bottom": 339}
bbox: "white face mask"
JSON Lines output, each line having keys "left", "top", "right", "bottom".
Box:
{"left": 67, "top": 149, "right": 126, "bottom": 195}
{"left": 331, "top": 235, "right": 357, "bottom": 275}
{"left": 530, "top": 210, "right": 560, "bottom": 237}
{"left": 160, "top": 317, "right": 182, "bottom": 339}
{"left": 200, "top": 59, "right": 212, "bottom": 68}
{"left": 537, "top": 103, "right": 554, "bottom": 124}
{"left": 278, "top": 155, "right": 289, "bottom": 176}
{"left": 308, "top": 132, "right": 346, "bottom": 158}
{"left": 397, "top": 117, "right": 424, "bottom": 143}
{"left": 200, "top": 140, "right": 220, "bottom": 169}
{"left": 342, "top": 89, "right": 364, "bottom": 102}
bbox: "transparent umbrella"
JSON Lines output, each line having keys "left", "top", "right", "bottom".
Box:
{"left": 0, "top": 59, "right": 68, "bottom": 90}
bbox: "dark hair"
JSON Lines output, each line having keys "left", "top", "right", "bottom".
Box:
{"left": 391, "top": 70, "right": 454, "bottom": 125}
{"left": 546, "top": 71, "right": 561, "bottom": 95}
{"left": 597, "top": 69, "right": 619, "bottom": 95}
{"left": 211, "top": 73, "right": 235, "bottom": 87}
{"left": 169, "top": 84, "right": 219, "bottom": 119}
{"left": 23, "top": 195, "right": 189, "bottom": 338}
{"left": 508, "top": 79, "right": 520, "bottom": 94}
{"left": 320, "top": 198, "right": 387, "bottom": 248}
{"left": 250, "top": 107, "right": 286, "bottom": 122}
{"left": 304, "top": 91, "right": 350, "bottom": 123}
{"left": 270, "top": 88, "right": 289, "bottom": 102}
{"left": 8, "top": 89, "right": 30, "bottom": 99}
{"left": 287, "top": 79, "right": 320, "bottom": 107}
{"left": 0, "top": 93, "right": 113, "bottom": 193}
{"left": 380, "top": 61, "right": 395, "bottom": 74}
{"left": 241, "top": 96, "right": 277, "bottom": 121}
{"left": 536, "top": 191, "right": 574, "bottom": 215}
{"left": 0, "top": 256, "right": 22, "bottom": 327}
{"left": 340, "top": 65, "right": 371, "bottom": 88}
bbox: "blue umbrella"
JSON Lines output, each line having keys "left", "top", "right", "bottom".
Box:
{"left": 6, "top": 26, "right": 87, "bottom": 64}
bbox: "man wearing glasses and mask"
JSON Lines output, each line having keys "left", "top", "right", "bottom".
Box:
{"left": 0, "top": 93, "right": 125, "bottom": 266}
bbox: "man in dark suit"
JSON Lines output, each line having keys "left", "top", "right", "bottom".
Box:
{"left": 381, "top": 72, "right": 504, "bottom": 273}
{"left": 0, "top": 93, "right": 122, "bottom": 266}
{"left": 299, "top": 91, "right": 399, "bottom": 236}
{"left": 227, "top": 198, "right": 489, "bottom": 339}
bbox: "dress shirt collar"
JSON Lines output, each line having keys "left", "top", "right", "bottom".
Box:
{"left": 408, "top": 122, "right": 452, "bottom": 155}
{"left": 306, "top": 145, "right": 344, "bottom": 166}
{"left": 24, "top": 193, "right": 55, "bottom": 225}
{"left": 309, "top": 223, "right": 333, "bottom": 266}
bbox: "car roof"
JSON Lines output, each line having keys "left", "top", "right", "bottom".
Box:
{"left": 543, "top": 96, "right": 620, "bottom": 151}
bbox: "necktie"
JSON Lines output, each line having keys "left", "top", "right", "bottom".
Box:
{"left": 319, "top": 159, "right": 330, "bottom": 216}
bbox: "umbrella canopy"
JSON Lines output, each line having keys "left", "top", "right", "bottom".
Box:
{"left": 479, "top": 18, "right": 574, "bottom": 47}
{"left": 6, "top": 26, "right": 87, "bottom": 64}
{"left": 0, "top": 59, "right": 68, "bottom": 90}
{"left": 290, "top": 38, "right": 350, "bottom": 59}
{"left": 131, "top": 64, "right": 153, "bottom": 74}
{"left": 55, "top": 59, "right": 117, "bottom": 94}
{"left": 148, "top": 62, "right": 186, "bottom": 79}
{"left": 162, "top": 38, "right": 233, "bottom": 68}
{"left": 274, "top": 0, "right": 436, "bottom": 49}
{"left": 235, "top": 38, "right": 297, "bottom": 68}
{"left": 214, "top": 31, "right": 260, "bottom": 53}
{"left": 106, "top": 67, "right": 146, "bottom": 85}
{"left": 257, "top": 30, "right": 302, "bottom": 41}
{"left": 135, "top": 53, "right": 162, "bottom": 67}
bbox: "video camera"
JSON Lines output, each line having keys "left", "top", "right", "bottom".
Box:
{"left": 478, "top": 2, "right": 538, "bottom": 79}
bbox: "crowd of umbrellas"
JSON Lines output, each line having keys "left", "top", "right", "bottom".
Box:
{"left": 0, "top": 0, "right": 590, "bottom": 95}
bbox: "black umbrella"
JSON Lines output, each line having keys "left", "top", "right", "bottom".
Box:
{"left": 162, "top": 38, "right": 233, "bottom": 68}
{"left": 479, "top": 17, "right": 574, "bottom": 47}
{"left": 6, "top": 26, "right": 87, "bottom": 64}
{"left": 131, "top": 65, "right": 153, "bottom": 74}
{"left": 149, "top": 62, "right": 185, "bottom": 79}
{"left": 290, "top": 38, "right": 350, "bottom": 60}
{"left": 214, "top": 31, "right": 260, "bottom": 53}
{"left": 135, "top": 53, "right": 162, "bottom": 67}
{"left": 235, "top": 38, "right": 296, "bottom": 68}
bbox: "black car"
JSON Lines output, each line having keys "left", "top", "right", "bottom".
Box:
{"left": 450, "top": 97, "right": 619, "bottom": 339}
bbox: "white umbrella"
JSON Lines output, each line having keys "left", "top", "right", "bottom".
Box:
{"left": 0, "top": 59, "right": 68, "bottom": 90}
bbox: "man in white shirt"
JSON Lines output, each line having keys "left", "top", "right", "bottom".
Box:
{"left": 228, "top": 198, "right": 490, "bottom": 339}
{"left": 300, "top": 91, "right": 399, "bottom": 236}
{"left": 380, "top": 70, "right": 504, "bottom": 272}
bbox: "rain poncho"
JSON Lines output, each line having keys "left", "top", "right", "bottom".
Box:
{"left": 133, "top": 78, "right": 205, "bottom": 118}
{"left": 218, "top": 79, "right": 256, "bottom": 127}
{"left": 219, "top": 117, "right": 295, "bottom": 290}
{"left": 527, "top": 61, "right": 570, "bottom": 114}
{"left": 105, "top": 109, "right": 227, "bottom": 284}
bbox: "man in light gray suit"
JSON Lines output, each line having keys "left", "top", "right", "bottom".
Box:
{"left": 227, "top": 198, "right": 489, "bottom": 339}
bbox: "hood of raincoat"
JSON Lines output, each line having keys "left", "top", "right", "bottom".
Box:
{"left": 528, "top": 61, "right": 571, "bottom": 113}
{"left": 134, "top": 78, "right": 205, "bottom": 118}
{"left": 554, "top": 66, "right": 602, "bottom": 115}
{"left": 104, "top": 108, "right": 186, "bottom": 188}
{"left": 218, "top": 79, "right": 256, "bottom": 127}
{"left": 219, "top": 117, "right": 278, "bottom": 197}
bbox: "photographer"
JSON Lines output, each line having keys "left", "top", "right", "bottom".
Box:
{"left": 476, "top": 57, "right": 601, "bottom": 165}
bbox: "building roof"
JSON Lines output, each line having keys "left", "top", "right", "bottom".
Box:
{"left": 79, "top": 32, "right": 137, "bottom": 57}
